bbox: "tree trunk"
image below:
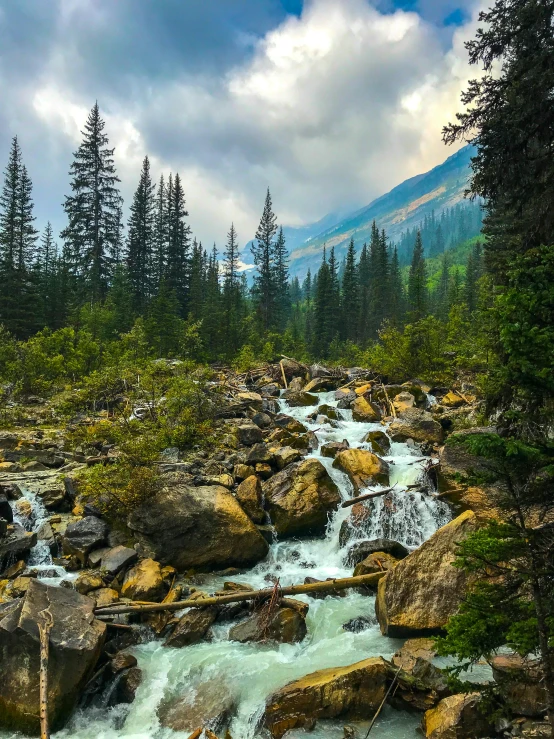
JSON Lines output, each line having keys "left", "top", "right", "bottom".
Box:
{"left": 38, "top": 612, "right": 53, "bottom": 739}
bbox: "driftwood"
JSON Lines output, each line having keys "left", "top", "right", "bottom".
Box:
{"left": 38, "top": 609, "right": 53, "bottom": 739}
{"left": 380, "top": 382, "right": 397, "bottom": 418}
{"left": 94, "top": 573, "right": 385, "bottom": 617}
{"left": 364, "top": 665, "right": 402, "bottom": 737}
{"left": 341, "top": 485, "right": 398, "bottom": 509}
{"left": 279, "top": 360, "right": 288, "bottom": 389}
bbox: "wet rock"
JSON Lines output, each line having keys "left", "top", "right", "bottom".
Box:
{"left": 304, "top": 377, "right": 337, "bottom": 392}
{"left": 264, "top": 657, "right": 389, "bottom": 738}
{"left": 274, "top": 414, "right": 307, "bottom": 434}
{"left": 392, "top": 638, "right": 437, "bottom": 671}
{"left": 99, "top": 545, "right": 138, "bottom": 577}
{"left": 157, "top": 680, "right": 236, "bottom": 735}
{"left": 6, "top": 576, "right": 33, "bottom": 597}
{"left": 251, "top": 411, "right": 273, "bottom": 429}
{"left": 260, "top": 383, "right": 281, "bottom": 397}
{"left": 0, "top": 494, "right": 13, "bottom": 523}
{"left": 74, "top": 571, "right": 104, "bottom": 594}
{"left": 281, "top": 390, "right": 318, "bottom": 407}
{"left": 237, "top": 423, "right": 263, "bottom": 446}
{"left": 321, "top": 440, "right": 350, "bottom": 459}
{"left": 333, "top": 449, "right": 389, "bottom": 494}
{"left": 62, "top": 516, "right": 109, "bottom": 562}
{"left": 229, "top": 606, "right": 307, "bottom": 644}
{"left": 339, "top": 504, "right": 373, "bottom": 547}
{"left": 353, "top": 551, "right": 398, "bottom": 576}
{"left": 317, "top": 404, "right": 340, "bottom": 420}
{"left": 0, "top": 579, "right": 105, "bottom": 734}
{"left": 441, "top": 391, "right": 466, "bottom": 408}
{"left": 110, "top": 666, "right": 142, "bottom": 705}
{"left": 246, "top": 443, "right": 273, "bottom": 464}
{"left": 288, "top": 376, "right": 306, "bottom": 391}
{"left": 342, "top": 616, "right": 374, "bottom": 633}
{"left": 3, "top": 560, "right": 26, "bottom": 579}
{"left": 93, "top": 587, "right": 119, "bottom": 608}
{"left": 491, "top": 654, "right": 547, "bottom": 717}
{"left": 351, "top": 396, "right": 382, "bottom": 422}
{"left": 235, "top": 475, "right": 265, "bottom": 524}
{"left": 376, "top": 511, "right": 479, "bottom": 637}
{"left": 164, "top": 607, "right": 218, "bottom": 647}
{"left": 422, "top": 693, "right": 492, "bottom": 738}
{"left": 0, "top": 524, "right": 37, "bottom": 570}
{"left": 273, "top": 446, "right": 301, "bottom": 470}
{"left": 344, "top": 538, "right": 409, "bottom": 566}
{"left": 389, "top": 408, "right": 444, "bottom": 445}
{"left": 0, "top": 482, "right": 22, "bottom": 500}
{"left": 364, "top": 430, "right": 391, "bottom": 455}
{"left": 236, "top": 391, "right": 264, "bottom": 411}
{"left": 128, "top": 476, "right": 269, "bottom": 571}
{"left": 393, "top": 392, "right": 416, "bottom": 413}
{"left": 121, "top": 558, "right": 166, "bottom": 602}
{"left": 233, "top": 463, "right": 255, "bottom": 481}
{"left": 391, "top": 639, "right": 449, "bottom": 711}
{"left": 263, "top": 458, "right": 340, "bottom": 538}
{"left": 110, "top": 651, "right": 138, "bottom": 673}
{"left": 336, "top": 388, "right": 357, "bottom": 407}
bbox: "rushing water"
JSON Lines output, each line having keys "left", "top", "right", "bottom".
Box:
{"left": 3, "top": 391, "right": 452, "bottom": 739}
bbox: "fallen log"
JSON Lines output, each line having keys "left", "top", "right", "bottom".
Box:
{"left": 38, "top": 609, "right": 53, "bottom": 739}
{"left": 341, "top": 485, "right": 398, "bottom": 509}
{"left": 94, "top": 572, "right": 385, "bottom": 617}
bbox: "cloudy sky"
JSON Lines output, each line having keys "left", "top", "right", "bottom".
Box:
{"left": 0, "top": 0, "right": 481, "bottom": 248}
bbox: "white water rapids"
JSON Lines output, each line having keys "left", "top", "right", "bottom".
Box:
{"left": 3, "top": 391, "right": 452, "bottom": 739}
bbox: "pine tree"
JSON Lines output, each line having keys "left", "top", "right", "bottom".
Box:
{"left": 358, "top": 242, "right": 370, "bottom": 342}
{"left": 341, "top": 238, "right": 359, "bottom": 342}
{"left": 0, "top": 138, "right": 38, "bottom": 337}
{"left": 408, "top": 230, "right": 427, "bottom": 320}
{"left": 153, "top": 173, "right": 167, "bottom": 290}
{"left": 465, "top": 241, "right": 483, "bottom": 312}
{"left": 313, "top": 249, "right": 336, "bottom": 357}
{"left": 202, "top": 245, "right": 221, "bottom": 358}
{"left": 251, "top": 188, "right": 278, "bottom": 331}
{"left": 146, "top": 279, "right": 182, "bottom": 357}
{"left": 222, "top": 223, "right": 243, "bottom": 356}
{"left": 303, "top": 269, "right": 314, "bottom": 350}
{"left": 127, "top": 155, "right": 156, "bottom": 314}
{"left": 188, "top": 238, "right": 206, "bottom": 321}
{"left": 61, "top": 102, "right": 123, "bottom": 302}
{"left": 388, "top": 245, "right": 404, "bottom": 328}
{"left": 273, "top": 226, "right": 290, "bottom": 330}
{"left": 165, "top": 172, "right": 191, "bottom": 315}
{"left": 36, "top": 222, "right": 58, "bottom": 328}
{"left": 436, "top": 251, "right": 451, "bottom": 318}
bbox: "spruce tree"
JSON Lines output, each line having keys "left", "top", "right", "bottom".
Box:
{"left": 36, "top": 222, "right": 58, "bottom": 328}
{"left": 127, "top": 155, "right": 156, "bottom": 314}
{"left": 153, "top": 173, "right": 167, "bottom": 290}
{"left": 436, "top": 252, "right": 451, "bottom": 318}
{"left": 273, "top": 226, "right": 290, "bottom": 330}
{"left": 61, "top": 102, "right": 123, "bottom": 302}
{"left": 251, "top": 188, "right": 278, "bottom": 331}
{"left": 313, "top": 249, "right": 335, "bottom": 357}
{"left": 388, "top": 245, "right": 404, "bottom": 328}
{"left": 303, "top": 269, "right": 313, "bottom": 351}
{"left": 465, "top": 241, "right": 483, "bottom": 313}
{"left": 165, "top": 172, "right": 191, "bottom": 315}
{"left": 357, "top": 242, "right": 370, "bottom": 342}
{"left": 188, "top": 238, "right": 206, "bottom": 321}
{"left": 202, "top": 245, "right": 221, "bottom": 358}
{"left": 341, "top": 238, "right": 359, "bottom": 342}
{"left": 407, "top": 230, "right": 427, "bottom": 320}
{"left": 222, "top": 223, "right": 243, "bottom": 356}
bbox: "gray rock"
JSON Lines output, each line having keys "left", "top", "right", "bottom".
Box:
{"left": 229, "top": 607, "right": 306, "bottom": 644}
{"left": 237, "top": 424, "right": 263, "bottom": 446}
{"left": 100, "top": 545, "right": 138, "bottom": 577}
{"left": 0, "top": 579, "right": 105, "bottom": 734}
{"left": 344, "top": 539, "right": 410, "bottom": 566}
{"left": 251, "top": 412, "right": 272, "bottom": 429}
{"left": 164, "top": 607, "right": 217, "bottom": 647}
{"left": 62, "top": 516, "right": 109, "bottom": 561}
{"left": 0, "top": 524, "right": 37, "bottom": 570}
{"left": 0, "top": 494, "right": 13, "bottom": 523}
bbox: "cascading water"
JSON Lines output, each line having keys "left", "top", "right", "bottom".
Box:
{"left": 1, "top": 390, "right": 452, "bottom": 739}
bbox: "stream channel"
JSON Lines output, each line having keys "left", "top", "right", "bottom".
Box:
{"left": 5, "top": 390, "right": 453, "bottom": 739}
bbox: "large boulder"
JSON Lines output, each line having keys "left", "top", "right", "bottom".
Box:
{"left": 344, "top": 538, "right": 409, "bottom": 566}
{"left": 353, "top": 551, "right": 398, "bottom": 576}
{"left": 375, "top": 511, "right": 479, "bottom": 637}
{"left": 164, "top": 607, "right": 218, "bottom": 648}
{"left": 0, "top": 580, "right": 105, "bottom": 734}
{"left": 0, "top": 524, "right": 36, "bottom": 571}
{"left": 236, "top": 423, "right": 263, "bottom": 446}
{"left": 235, "top": 475, "right": 265, "bottom": 524}
{"left": 422, "top": 693, "right": 493, "bottom": 738}
{"left": 229, "top": 607, "right": 306, "bottom": 644}
{"left": 351, "top": 395, "right": 382, "bottom": 422}
{"left": 128, "top": 474, "right": 269, "bottom": 571}
{"left": 281, "top": 390, "right": 318, "bottom": 407}
{"left": 158, "top": 680, "right": 236, "bottom": 735}
{"left": 121, "top": 558, "right": 166, "bottom": 601}
{"left": 62, "top": 516, "right": 109, "bottom": 561}
{"left": 262, "top": 458, "right": 340, "bottom": 538}
{"left": 389, "top": 408, "right": 444, "bottom": 445}
{"left": 333, "top": 449, "right": 389, "bottom": 494}
{"left": 264, "top": 657, "right": 389, "bottom": 738}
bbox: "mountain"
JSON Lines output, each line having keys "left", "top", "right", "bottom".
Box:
{"left": 280, "top": 144, "right": 475, "bottom": 279}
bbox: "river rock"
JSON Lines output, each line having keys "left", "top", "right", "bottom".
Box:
{"left": 164, "top": 607, "right": 218, "bottom": 647}
{"left": 304, "top": 377, "right": 337, "bottom": 393}
{"left": 0, "top": 524, "right": 37, "bottom": 571}
{"left": 375, "top": 511, "right": 479, "bottom": 637}
{"left": 393, "top": 638, "right": 437, "bottom": 671}
{"left": 109, "top": 666, "right": 142, "bottom": 705}
{"left": 282, "top": 390, "right": 318, "bottom": 407}
{"left": 0, "top": 494, "right": 13, "bottom": 523}
{"left": 262, "top": 458, "right": 340, "bottom": 538}
{"left": 393, "top": 392, "right": 416, "bottom": 413}
{"left": 34, "top": 478, "right": 67, "bottom": 510}
{"left": 0, "top": 579, "right": 105, "bottom": 734}
{"left": 288, "top": 376, "right": 305, "bottom": 391}
{"left": 74, "top": 571, "right": 104, "bottom": 594}
{"left": 364, "top": 430, "right": 391, "bottom": 455}
{"left": 236, "top": 391, "right": 264, "bottom": 410}
{"left": 391, "top": 639, "right": 449, "bottom": 711}
{"left": 333, "top": 449, "right": 389, "bottom": 494}
{"left": 260, "top": 383, "right": 281, "bottom": 397}
{"left": 237, "top": 423, "right": 263, "bottom": 446}
{"left": 93, "top": 587, "right": 119, "bottom": 607}
{"left": 491, "top": 654, "right": 547, "bottom": 717}
{"left": 121, "top": 558, "right": 166, "bottom": 601}
{"left": 158, "top": 680, "right": 236, "bottom": 735}
{"left": 236, "top": 475, "right": 265, "bottom": 524}
{"left": 344, "top": 538, "right": 409, "bottom": 566}
{"left": 99, "top": 545, "right": 138, "bottom": 577}
{"left": 274, "top": 414, "right": 307, "bottom": 434}
{"left": 321, "top": 440, "right": 350, "bottom": 458}
{"left": 264, "top": 657, "right": 389, "bottom": 738}
{"left": 351, "top": 396, "right": 382, "bottom": 422}
{"left": 273, "top": 446, "right": 301, "bottom": 470}
{"left": 229, "top": 607, "right": 306, "bottom": 644}
{"left": 62, "top": 516, "right": 109, "bottom": 562}
{"left": 128, "top": 475, "right": 269, "bottom": 571}
{"left": 422, "top": 693, "right": 493, "bottom": 738}
{"left": 353, "top": 551, "right": 398, "bottom": 576}
{"left": 441, "top": 391, "right": 466, "bottom": 408}
{"left": 246, "top": 443, "right": 273, "bottom": 464}
{"left": 389, "top": 408, "right": 444, "bottom": 445}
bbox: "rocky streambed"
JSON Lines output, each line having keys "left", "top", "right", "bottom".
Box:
{"left": 0, "top": 366, "right": 548, "bottom": 739}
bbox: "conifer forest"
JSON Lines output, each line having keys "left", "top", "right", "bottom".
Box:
{"left": 0, "top": 1, "right": 553, "bottom": 738}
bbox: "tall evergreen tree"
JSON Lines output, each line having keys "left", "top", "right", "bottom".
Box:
{"left": 436, "top": 251, "right": 451, "bottom": 318}
{"left": 127, "top": 156, "right": 156, "bottom": 314}
{"left": 358, "top": 242, "right": 370, "bottom": 342}
{"left": 153, "top": 173, "right": 167, "bottom": 290}
{"left": 202, "top": 245, "right": 221, "bottom": 357}
{"left": 388, "top": 245, "right": 404, "bottom": 328}
{"left": 36, "top": 222, "right": 58, "bottom": 328}
{"left": 273, "top": 226, "right": 290, "bottom": 330}
{"left": 313, "top": 249, "right": 335, "bottom": 356}
{"left": 407, "top": 230, "right": 427, "bottom": 320}
{"left": 341, "top": 238, "right": 359, "bottom": 342}
{"left": 251, "top": 188, "right": 278, "bottom": 331}
{"left": 303, "top": 268, "right": 313, "bottom": 350}
{"left": 465, "top": 241, "right": 483, "bottom": 312}
{"left": 61, "top": 102, "right": 123, "bottom": 302}
{"left": 165, "top": 172, "right": 191, "bottom": 315}
{"left": 188, "top": 238, "right": 206, "bottom": 321}
{"left": 222, "top": 223, "right": 243, "bottom": 356}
